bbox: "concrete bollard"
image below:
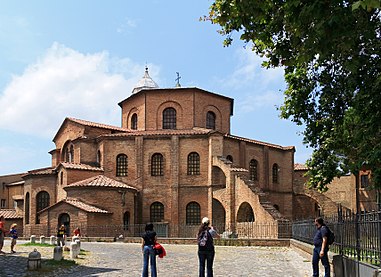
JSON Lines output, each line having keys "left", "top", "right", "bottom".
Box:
{"left": 72, "top": 235, "right": 79, "bottom": 242}
{"left": 70, "top": 241, "right": 78, "bottom": 259}
{"left": 53, "top": 246, "right": 63, "bottom": 261}
{"left": 50, "top": 236, "right": 56, "bottom": 245}
{"left": 75, "top": 239, "right": 81, "bottom": 252}
{"left": 30, "top": 235, "right": 36, "bottom": 244}
{"left": 39, "top": 235, "right": 45, "bottom": 244}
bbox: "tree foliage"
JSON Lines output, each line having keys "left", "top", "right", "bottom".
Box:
{"left": 208, "top": 0, "right": 381, "bottom": 191}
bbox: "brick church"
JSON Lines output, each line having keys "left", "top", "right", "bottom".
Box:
{"left": 2, "top": 68, "right": 359, "bottom": 238}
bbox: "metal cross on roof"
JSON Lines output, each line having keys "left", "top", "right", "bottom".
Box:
{"left": 175, "top": 72, "right": 181, "bottom": 87}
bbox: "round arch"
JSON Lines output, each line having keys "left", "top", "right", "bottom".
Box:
{"left": 237, "top": 202, "right": 255, "bottom": 222}
{"left": 58, "top": 213, "right": 70, "bottom": 235}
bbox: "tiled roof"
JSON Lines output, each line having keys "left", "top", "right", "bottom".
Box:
{"left": 225, "top": 134, "right": 295, "bottom": 151}
{"left": 38, "top": 198, "right": 111, "bottom": 214}
{"left": 101, "top": 128, "right": 211, "bottom": 138}
{"left": 65, "top": 198, "right": 111, "bottom": 213}
{"left": 66, "top": 175, "right": 138, "bottom": 191}
{"left": 27, "top": 167, "right": 56, "bottom": 176}
{"left": 6, "top": 180, "right": 25, "bottom": 186}
{"left": 294, "top": 163, "right": 308, "bottom": 171}
{"left": 67, "top": 117, "right": 128, "bottom": 132}
{"left": 58, "top": 162, "right": 104, "bottom": 172}
{"left": 0, "top": 209, "right": 23, "bottom": 219}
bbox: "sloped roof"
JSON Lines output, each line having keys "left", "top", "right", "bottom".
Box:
{"left": 0, "top": 209, "right": 23, "bottom": 219}
{"left": 294, "top": 163, "right": 308, "bottom": 171}
{"left": 225, "top": 134, "right": 295, "bottom": 151}
{"left": 101, "top": 128, "right": 212, "bottom": 139}
{"left": 39, "top": 197, "right": 111, "bottom": 214}
{"left": 6, "top": 180, "right": 25, "bottom": 186}
{"left": 65, "top": 175, "right": 138, "bottom": 191}
{"left": 12, "top": 195, "right": 23, "bottom": 201}
{"left": 58, "top": 162, "right": 104, "bottom": 172}
{"left": 27, "top": 167, "right": 56, "bottom": 176}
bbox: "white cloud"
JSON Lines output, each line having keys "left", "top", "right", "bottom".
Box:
{"left": 117, "top": 17, "right": 137, "bottom": 33}
{"left": 238, "top": 90, "right": 284, "bottom": 113}
{"left": 0, "top": 42, "right": 159, "bottom": 138}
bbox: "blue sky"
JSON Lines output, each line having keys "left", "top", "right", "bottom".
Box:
{"left": 0, "top": 0, "right": 312, "bottom": 175}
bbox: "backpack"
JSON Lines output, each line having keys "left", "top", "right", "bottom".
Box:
{"left": 323, "top": 226, "right": 335, "bottom": 245}
{"left": 198, "top": 230, "right": 208, "bottom": 247}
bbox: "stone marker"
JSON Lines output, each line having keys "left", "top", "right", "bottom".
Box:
{"left": 53, "top": 246, "right": 63, "bottom": 261}
{"left": 70, "top": 241, "right": 79, "bottom": 259}
{"left": 30, "top": 235, "right": 36, "bottom": 244}
{"left": 50, "top": 236, "right": 56, "bottom": 245}
{"left": 40, "top": 235, "right": 45, "bottom": 244}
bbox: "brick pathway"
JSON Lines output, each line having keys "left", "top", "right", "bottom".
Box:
{"left": 0, "top": 240, "right": 313, "bottom": 276}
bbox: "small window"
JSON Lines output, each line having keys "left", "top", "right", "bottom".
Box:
{"left": 186, "top": 202, "right": 201, "bottom": 225}
{"left": 206, "top": 111, "right": 216, "bottom": 129}
{"left": 360, "top": 174, "right": 369, "bottom": 189}
{"left": 60, "top": 172, "right": 63, "bottom": 185}
{"left": 123, "top": 212, "right": 130, "bottom": 230}
{"left": 150, "top": 202, "right": 164, "bottom": 222}
{"left": 272, "top": 163, "right": 279, "bottom": 183}
{"left": 0, "top": 199, "right": 6, "bottom": 208}
{"left": 151, "top": 153, "right": 164, "bottom": 176}
{"left": 163, "top": 108, "right": 176, "bottom": 129}
{"left": 25, "top": 192, "right": 30, "bottom": 224}
{"left": 226, "top": 155, "right": 233, "bottom": 163}
{"left": 131, "top": 113, "right": 138, "bottom": 130}
{"left": 64, "top": 143, "right": 74, "bottom": 163}
{"left": 116, "top": 154, "right": 128, "bottom": 177}
{"left": 249, "top": 159, "right": 258, "bottom": 181}
{"left": 187, "top": 152, "right": 200, "bottom": 175}
{"left": 97, "top": 150, "right": 102, "bottom": 166}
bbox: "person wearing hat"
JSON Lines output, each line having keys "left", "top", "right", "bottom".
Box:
{"left": 197, "top": 217, "right": 220, "bottom": 277}
{"left": 9, "top": 223, "right": 18, "bottom": 253}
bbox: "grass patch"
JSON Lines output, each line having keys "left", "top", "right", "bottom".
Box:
{"left": 23, "top": 242, "right": 55, "bottom": 247}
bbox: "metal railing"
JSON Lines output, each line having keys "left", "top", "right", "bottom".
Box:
{"left": 292, "top": 210, "right": 381, "bottom": 266}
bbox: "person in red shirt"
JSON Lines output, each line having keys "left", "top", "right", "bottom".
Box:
{"left": 73, "top": 227, "right": 81, "bottom": 237}
{"left": 0, "top": 216, "right": 6, "bottom": 254}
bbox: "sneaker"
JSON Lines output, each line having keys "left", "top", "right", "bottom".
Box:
{"left": 11, "top": 250, "right": 16, "bottom": 253}
{"left": 0, "top": 251, "right": 5, "bottom": 254}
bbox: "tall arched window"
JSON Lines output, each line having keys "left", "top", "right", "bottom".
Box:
{"left": 249, "top": 159, "right": 258, "bottom": 181}
{"left": 25, "top": 192, "right": 30, "bottom": 224}
{"left": 206, "top": 111, "right": 216, "bottom": 129}
{"left": 97, "top": 150, "right": 102, "bottom": 166}
{"left": 187, "top": 152, "right": 200, "bottom": 175}
{"left": 123, "top": 211, "right": 130, "bottom": 230}
{"left": 272, "top": 163, "right": 279, "bottom": 183}
{"left": 116, "top": 154, "right": 128, "bottom": 177}
{"left": 163, "top": 108, "right": 176, "bottom": 129}
{"left": 131, "top": 113, "right": 138, "bottom": 130}
{"left": 186, "top": 202, "right": 201, "bottom": 225}
{"left": 150, "top": 202, "right": 164, "bottom": 222}
{"left": 64, "top": 143, "right": 74, "bottom": 163}
{"left": 151, "top": 153, "right": 164, "bottom": 176}
{"left": 36, "top": 191, "right": 50, "bottom": 224}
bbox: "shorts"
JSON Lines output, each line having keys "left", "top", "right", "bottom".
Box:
{"left": 11, "top": 238, "right": 17, "bottom": 247}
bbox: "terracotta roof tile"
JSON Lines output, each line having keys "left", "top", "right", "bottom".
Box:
{"left": 294, "top": 163, "right": 308, "bottom": 171}
{"left": 225, "top": 134, "right": 295, "bottom": 151}
{"left": 6, "top": 180, "right": 25, "bottom": 186}
{"left": 66, "top": 175, "right": 138, "bottom": 191}
{"left": 65, "top": 198, "right": 111, "bottom": 213}
{"left": 101, "top": 128, "right": 211, "bottom": 138}
{"left": 27, "top": 167, "right": 55, "bottom": 175}
{"left": 67, "top": 117, "right": 128, "bottom": 132}
{"left": 12, "top": 195, "right": 23, "bottom": 201}
{"left": 0, "top": 209, "right": 23, "bottom": 219}
{"left": 59, "top": 162, "right": 104, "bottom": 172}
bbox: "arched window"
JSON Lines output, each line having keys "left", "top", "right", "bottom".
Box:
{"left": 272, "top": 163, "right": 279, "bottom": 183}
{"left": 186, "top": 202, "right": 201, "bottom": 225}
{"left": 36, "top": 191, "right": 50, "bottom": 224}
{"left": 237, "top": 202, "right": 255, "bottom": 222}
{"left": 150, "top": 202, "right": 164, "bottom": 222}
{"left": 123, "top": 211, "right": 130, "bottom": 230}
{"left": 163, "top": 108, "right": 176, "bottom": 129}
{"left": 116, "top": 154, "right": 128, "bottom": 177}
{"left": 131, "top": 113, "right": 138, "bottom": 130}
{"left": 64, "top": 142, "right": 74, "bottom": 163}
{"left": 273, "top": 204, "right": 280, "bottom": 211}
{"left": 206, "top": 111, "right": 216, "bottom": 129}
{"left": 58, "top": 213, "right": 70, "bottom": 235}
{"left": 60, "top": 172, "right": 63, "bottom": 185}
{"left": 25, "top": 192, "right": 30, "bottom": 224}
{"left": 249, "top": 159, "right": 258, "bottom": 181}
{"left": 187, "top": 152, "right": 200, "bottom": 175}
{"left": 226, "top": 155, "right": 233, "bottom": 163}
{"left": 151, "top": 153, "right": 164, "bottom": 176}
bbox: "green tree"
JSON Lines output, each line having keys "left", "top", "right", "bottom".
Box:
{"left": 208, "top": 0, "right": 381, "bottom": 191}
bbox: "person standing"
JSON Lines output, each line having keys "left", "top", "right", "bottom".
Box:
{"left": 312, "top": 217, "right": 331, "bottom": 277}
{"left": 197, "top": 217, "right": 220, "bottom": 277}
{"left": 0, "top": 216, "right": 5, "bottom": 254}
{"left": 73, "top": 227, "right": 81, "bottom": 237}
{"left": 141, "top": 223, "right": 157, "bottom": 277}
{"left": 57, "top": 225, "right": 66, "bottom": 247}
{"left": 9, "top": 223, "right": 18, "bottom": 253}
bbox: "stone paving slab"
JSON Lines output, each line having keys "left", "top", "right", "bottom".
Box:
{"left": 0, "top": 240, "right": 317, "bottom": 276}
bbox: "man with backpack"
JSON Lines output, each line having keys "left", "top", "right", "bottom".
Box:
{"left": 312, "top": 217, "right": 332, "bottom": 277}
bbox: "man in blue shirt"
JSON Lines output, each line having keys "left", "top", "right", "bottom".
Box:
{"left": 312, "top": 217, "right": 331, "bottom": 277}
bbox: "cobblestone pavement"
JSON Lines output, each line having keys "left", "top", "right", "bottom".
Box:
{"left": 0, "top": 240, "right": 315, "bottom": 277}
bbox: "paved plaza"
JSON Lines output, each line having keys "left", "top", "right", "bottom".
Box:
{"left": 0, "top": 240, "right": 313, "bottom": 276}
